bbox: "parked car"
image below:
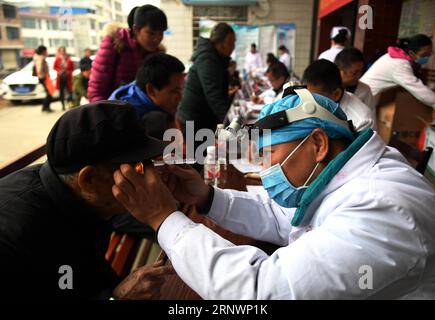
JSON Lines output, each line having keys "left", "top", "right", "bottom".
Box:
{"left": 1, "top": 56, "right": 80, "bottom": 102}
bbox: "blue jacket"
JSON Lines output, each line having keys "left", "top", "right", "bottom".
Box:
{"left": 109, "top": 81, "right": 162, "bottom": 119}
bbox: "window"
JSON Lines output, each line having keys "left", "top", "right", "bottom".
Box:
{"left": 51, "top": 20, "right": 59, "bottom": 30}
{"left": 92, "top": 36, "right": 97, "bottom": 45}
{"left": 116, "top": 14, "right": 123, "bottom": 22}
{"left": 6, "top": 27, "right": 19, "bottom": 40}
{"left": 90, "top": 19, "right": 96, "bottom": 30}
{"left": 49, "top": 38, "right": 53, "bottom": 47}
{"left": 99, "top": 22, "right": 105, "bottom": 30}
{"left": 23, "top": 37, "right": 39, "bottom": 48}
{"left": 2, "top": 4, "right": 17, "bottom": 19}
{"left": 0, "top": 27, "right": 2, "bottom": 40}
{"left": 21, "top": 17, "right": 37, "bottom": 29}
{"left": 40, "top": 38, "right": 44, "bottom": 45}
{"left": 192, "top": 6, "right": 247, "bottom": 48}
{"left": 115, "top": 1, "right": 122, "bottom": 11}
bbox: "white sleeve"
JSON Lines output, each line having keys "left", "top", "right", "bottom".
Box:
{"left": 207, "top": 188, "right": 293, "bottom": 246}
{"left": 391, "top": 61, "right": 435, "bottom": 108}
{"left": 157, "top": 196, "right": 425, "bottom": 299}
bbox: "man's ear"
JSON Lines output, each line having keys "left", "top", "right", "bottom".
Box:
{"left": 77, "top": 166, "right": 98, "bottom": 199}
{"left": 331, "top": 87, "right": 344, "bottom": 102}
{"left": 310, "top": 128, "right": 329, "bottom": 163}
{"left": 146, "top": 83, "right": 157, "bottom": 100}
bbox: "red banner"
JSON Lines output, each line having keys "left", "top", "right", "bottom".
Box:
{"left": 21, "top": 48, "right": 35, "bottom": 57}
{"left": 318, "top": 0, "right": 354, "bottom": 18}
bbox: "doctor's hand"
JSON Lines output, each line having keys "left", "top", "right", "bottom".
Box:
{"left": 160, "top": 165, "right": 210, "bottom": 208}
{"left": 113, "top": 259, "right": 174, "bottom": 300}
{"left": 112, "top": 164, "right": 178, "bottom": 231}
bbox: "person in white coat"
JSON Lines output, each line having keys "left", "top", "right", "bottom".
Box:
{"left": 302, "top": 59, "right": 375, "bottom": 131}
{"left": 278, "top": 45, "right": 292, "bottom": 73}
{"left": 334, "top": 48, "right": 375, "bottom": 111}
{"left": 361, "top": 34, "right": 435, "bottom": 108}
{"left": 318, "top": 26, "right": 351, "bottom": 62}
{"left": 253, "top": 61, "right": 289, "bottom": 105}
{"left": 244, "top": 43, "right": 263, "bottom": 77}
{"left": 111, "top": 88, "right": 435, "bottom": 300}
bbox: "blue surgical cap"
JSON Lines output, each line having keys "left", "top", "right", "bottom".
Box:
{"left": 257, "top": 93, "right": 355, "bottom": 150}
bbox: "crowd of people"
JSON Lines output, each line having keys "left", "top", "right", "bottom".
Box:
{"left": 1, "top": 5, "right": 435, "bottom": 300}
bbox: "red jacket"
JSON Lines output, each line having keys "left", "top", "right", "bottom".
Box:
{"left": 88, "top": 24, "right": 150, "bottom": 102}
{"left": 53, "top": 55, "right": 74, "bottom": 91}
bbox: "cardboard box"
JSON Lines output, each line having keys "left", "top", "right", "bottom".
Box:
{"left": 376, "top": 87, "right": 433, "bottom": 146}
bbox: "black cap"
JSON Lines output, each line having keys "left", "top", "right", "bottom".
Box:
{"left": 47, "top": 100, "right": 167, "bottom": 174}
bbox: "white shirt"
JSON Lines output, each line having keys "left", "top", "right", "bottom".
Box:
{"left": 259, "top": 87, "right": 283, "bottom": 105}
{"left": 279, "top": 52, "right": 292, "bottom": 72}
{"left": 158, "top": 133, "right": 435, "bottom": 299}
{"left": 318, "top": 45, "right": 345, "bottom": 63}
{"left": 361, "top": 53, "right": 435, "bottom": 108}
{"left": 340, "top": 91, "right": 376, "bottom": 131}
{"left": 244, "top": 51, "right": 263, "bottom": 75}
{"left": 354, "top": 80, "right": 375, "bottom": 110}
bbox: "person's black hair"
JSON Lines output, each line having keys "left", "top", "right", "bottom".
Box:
{"left": 278, "top": 45, "right": 288, "bottom": 52}
{"left": 266, "top": 53, "right": 279, "bottom": 65}
{"left": 302, "top": 59, "right": 342, "bottom": 93}
{"left": 332, "top": 28, "right": 348, "bottom": 45}
{"left": 128, "top": 4, "right": 167, "bottom": 32}
{"left": 35, "top": 45, "right": 47, "bottom": 55}
{"left": 251, "top": 43, "right": 256, "bottom": 48}
{"left": 266, "top": 61, "right": 289, "bottom": 80}
{"left": 136, "top": 53, "right": 185, "bottom": 91}
{"left": 210, "top": 23, "right": 234, "bottom": 45}
{"left": 334, "top": 48, "right": 364, "bottom": 69}
{"left": 396, "top": 34, "right": 432, "bottom": 54}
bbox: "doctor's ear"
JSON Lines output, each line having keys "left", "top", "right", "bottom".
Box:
{"left": 310, "top": 129, "right": 329, "bottom": 163}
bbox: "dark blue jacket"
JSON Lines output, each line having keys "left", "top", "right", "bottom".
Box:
{"left": 109, "top": 81, "right": 162, "bottom": 119}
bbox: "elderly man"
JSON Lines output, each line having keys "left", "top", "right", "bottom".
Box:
{"left": 0, "top": 101, "right": 173, "bottom": 299}
{"left": 112, "top": 89, "right": 435, "bottom": 299}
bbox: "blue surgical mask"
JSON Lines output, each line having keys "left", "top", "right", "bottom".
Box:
{"left": 260, "top": 135, "right": 320, "bottom": 208}
{"left": 415, "top": 56, "right": 430, "bottom": 65}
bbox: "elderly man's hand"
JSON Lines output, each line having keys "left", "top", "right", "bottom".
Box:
{"left": 112, "top": 164, "right": 178, "bottom": 230}
{"left": 113, "top": 260, "right": 174, "bottom": 300}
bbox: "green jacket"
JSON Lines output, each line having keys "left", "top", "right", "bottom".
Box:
{"left": 177, "top": 37, "right": 230, "bottom": 132}
{"left": 72, "top": 74, "right": 88, "bottom": 107}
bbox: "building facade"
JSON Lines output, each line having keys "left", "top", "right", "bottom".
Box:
{"left": 160, "top": 0, "right": 315, "bottom": 77}
{"left": 0, "top": 1, "right": 23, "bottom": 72}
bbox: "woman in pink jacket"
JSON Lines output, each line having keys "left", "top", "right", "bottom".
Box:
{"left": 88, "top": 5, "right": 167, "bottom": 102}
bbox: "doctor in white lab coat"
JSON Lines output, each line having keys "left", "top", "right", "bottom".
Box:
{"left": 303, "top": 59, "right": 376, "bottom": 131}
{"left": 112, "top": 90, "right": 435, "bottom": 300}
{"left": 253, "top": 61, "right": 289, "bottom": 105}
{"left": 334, "top": 47, "right": 376, "bottom": 112}
{"left": 318, "top": 26, "right": 351, "bottom": 63}
{"left": 361, "top": 34, "right": 435, "bottom": 108}
{"left": 244, "top": 43, "right": 263, "bottom": 77}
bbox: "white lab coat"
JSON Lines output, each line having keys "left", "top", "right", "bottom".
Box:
{"left": 259, "top": 87, "right": 283, "bottom": 105}
{"left": 318, "top": 45, "right": 345, "bottom": 63}
{"left": 354, "top": 81, "right": 375, "bottom": 110}
{"left": 279, "top": 52, "right": 292, "bottom": 72}
{"left": 245, "top": 51, "right": 263, "bottom": 75}
{"left": 340, "top": 91, "right": 376, "bottom": 131}
{"left": 158, "top": 132, "right": 435, "bottom": 299}
{"left": 361, "top": 53, "right": 435, "bottom": 108}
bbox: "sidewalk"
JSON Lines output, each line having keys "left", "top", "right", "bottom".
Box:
{"left": 0, "top": 100, "right": 64, "bottom": 166}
